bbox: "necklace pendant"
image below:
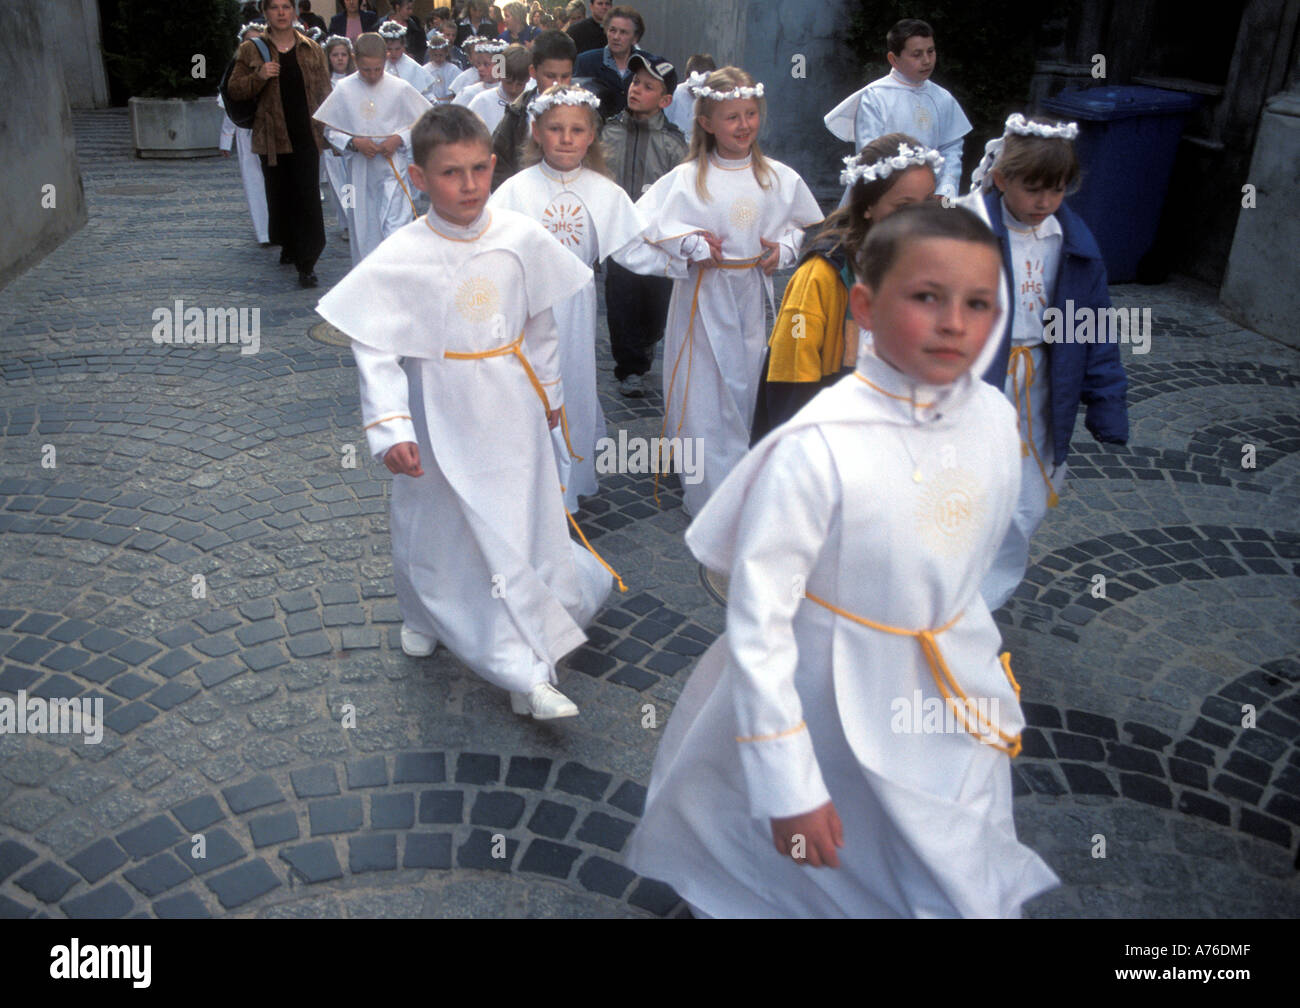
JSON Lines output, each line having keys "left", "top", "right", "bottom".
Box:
{"left": 912, "top": 469, "right": 923, "bottom": 483}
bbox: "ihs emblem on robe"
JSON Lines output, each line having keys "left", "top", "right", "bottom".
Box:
{"left": 455, "top": 276, "right": 500, "bottom": 322}
{"left": 915, "top": 466, "right": 984, "bottom": 555}
{"left": 729, "top": 197, "right": 759, "bottom": 229}
{"left": 542, "top": 198, "right": 585, "bottom": 249}
{"left": 360, "top": 98, "right": 377, "bottom": 120}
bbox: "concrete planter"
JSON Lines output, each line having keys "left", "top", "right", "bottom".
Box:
{"left": 128, "top": 95, "right": 224, "bottom": 158}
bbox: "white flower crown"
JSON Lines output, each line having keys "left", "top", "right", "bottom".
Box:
{"left": 237, "top": 21, "right": 264, "bottom": 42}
{"left": 840, "top": 143, "right": 943, "bottom": 187}
{"left": 691, "top": 82, "right": 764, "bottom": 102}
{"left": 527, "top": 87, "right": 601, "bottom": 121}
{"left": 969, "top": 112, "right": 1080, "bottom": 193}
{"left": 426, "top": 33, "right": 450, "bottom": 48}
{"left": 378, "top": 20, "right": 408, "bottom": 39}
{"left": 323, "top": 34, "right": 352, "bottom": 51}
{"left": 473, "top": 39, "right": 508, "bottom": 54}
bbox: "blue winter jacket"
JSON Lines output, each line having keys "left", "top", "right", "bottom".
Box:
{"left": 979, "top": 189, "right": 1130, "bottom": 466}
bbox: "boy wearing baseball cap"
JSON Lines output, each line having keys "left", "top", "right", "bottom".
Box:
{"left": 600, "top": 53, "right": 687, "bottom": 396}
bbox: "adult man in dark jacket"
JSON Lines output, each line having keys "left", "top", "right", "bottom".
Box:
{"left": 490, "top": 29, "right": 577, "bottom": 190}
{"left": 566, "top": 0, "right": 610, "bottom": 54}
{"left": 297, "top": 1, "right": 327, "bottom": 34}
{"left": 572, "top": 5, "right": 646, "bottom": 120}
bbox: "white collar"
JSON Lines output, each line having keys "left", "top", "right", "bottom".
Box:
{"left": 425, "top": 208, "right": 491, "bottom": 241}
{"left": 711, "top": 151, "right": 752, "bottom": 170}
{"left": 1000, "top": 197, "right": 1062, "bottom": 241}
{"left": 889, "top": 68, "right": 928, "bottom": 89}
{"left": 539, "top": 160, "right": 584, "bottom": 184}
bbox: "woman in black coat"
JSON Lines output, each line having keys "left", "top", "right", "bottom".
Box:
{"left": 328, "top": 0, "right": 378, "bottom": 40}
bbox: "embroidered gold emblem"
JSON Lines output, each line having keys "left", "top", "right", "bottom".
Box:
{"left": 915, "top": 465, "right": 984, "bottom": 554}
{"left": 360, "top": 98, "right": 377, "bottom": 121}
{"left": 729, "top": 197, "right": 759, "bottom": 229}
{"left": 455, "top": 276, "right": 500, "bottom": 322}
{"left": 542, "top": 197, "right": 586, "bottom": 249}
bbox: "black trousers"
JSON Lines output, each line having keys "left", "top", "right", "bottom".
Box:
{"left": 605, "top": 259, "right": 673, "bottom": 380}
{"left": 262, "top": 148, "right": 325, "bottom": 274}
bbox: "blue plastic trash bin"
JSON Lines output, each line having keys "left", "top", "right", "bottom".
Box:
{"left": 1042, "top": 85, "right": 1201, "bottom": 284}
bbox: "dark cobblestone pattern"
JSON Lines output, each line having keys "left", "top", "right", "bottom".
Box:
{"left": 0, "top": 754, "right": 671, "bottom": 918}
{"left": 2, "top": 111, "right": 1298, "bottom": 919}
{"left": 1067, "top": 413, "right": 1300, "bottom": 493}
{"left": 998, "top": 524, "right": 1299, "bottom": 641}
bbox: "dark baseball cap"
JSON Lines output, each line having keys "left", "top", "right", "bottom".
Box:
{"left": 627, "top": 53, "right": 678, "bottom": 94}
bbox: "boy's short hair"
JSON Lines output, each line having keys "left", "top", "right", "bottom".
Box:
{"left": 412, "top": 103, "right": 493, "bottom": 166}
{"left": 354, "top": 32, "right": 385, "bottom": 60}
{"left": 566, "top": 1, "right": 585, "bottom": 17}
{"left": 685, "top": 53, "right": 716, "bottom": 75}
{"left": 531, "top": 27, "right": 576, "bottom": 66}
{"left": 433, "top": 5, "right": 453, "bottom": 18}
{"left": 856, "top": 202, "right": 998, "bottom": 291}
{"left": 887, "top": 18, "right": 933, "bottom": 55}
{"left": 504, "top": 43, "right": 532, "bottom": 82}
{"left": 606, "top": 5, "right": 644, "bottom": 40}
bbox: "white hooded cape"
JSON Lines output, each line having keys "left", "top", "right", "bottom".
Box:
{"left": 316, "top": 209, "right": 611, "bottom": 691}
{"left": 624, "top": 286, "right": 1060, "bottom": 917}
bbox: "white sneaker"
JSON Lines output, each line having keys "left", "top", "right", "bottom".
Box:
{"left": 510, "top": 682, "right": 579, "bottom": 720}
{"left": 400, "top": 626, "right": 437, "bottom": 657}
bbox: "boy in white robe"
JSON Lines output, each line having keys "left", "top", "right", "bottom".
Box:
{"left": 630, "top": 68, "right": 822, "bottom": 516}
{"left": 314, "top": 32, "right": 432, "bottom": 264}
{"left": 624, "top": 202, "right": 1060, "bottom": 917}
{"left": 490, "top": 85, "right": 659, "bottom": 510}
{"left": 316, "top": 104, "right": 612, "bottom": 721}
{"left": 466, "top": 43, "right": 532, "bottom": 134}
{"left": 823, "top": 18, "right": 970, "bottom": 200}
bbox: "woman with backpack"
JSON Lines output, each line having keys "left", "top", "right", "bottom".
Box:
{"left": 227, "top": 0, "right": 332, "bottom": 287}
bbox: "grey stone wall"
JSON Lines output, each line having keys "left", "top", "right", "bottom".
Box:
{"left": 616, "top": 0, "right": 865, "bottom": 201}
{"left": 51, "top": 0, "right": 110, "bottom": 109}
{"left": 0, "top": 6, "right": 88, "bottom": 290}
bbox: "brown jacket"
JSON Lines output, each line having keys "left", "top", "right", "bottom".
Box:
{"left": 227, "top": 31, "right": 330, "bottom": 166}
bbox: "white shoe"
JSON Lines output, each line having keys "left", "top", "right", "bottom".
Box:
{"left": 510, "top": 682, "right": 579, "bottom": 720}
{"left": 400, "top": 626, "right": 437, "bottom": 657}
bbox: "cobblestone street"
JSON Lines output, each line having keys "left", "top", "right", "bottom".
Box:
{"left": 0, "top": 110, "right": 1296, "bottom": 918}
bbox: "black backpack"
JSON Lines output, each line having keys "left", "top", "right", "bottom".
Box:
{"left": 219, "top": 36, "right": 272, "bottom": 130}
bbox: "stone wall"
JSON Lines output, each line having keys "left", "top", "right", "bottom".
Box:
{"left": 51, "top": 0, "right": 110, "bottom": 109}
{"left": 0, "top": 6, "right": 88, "bottom": 290}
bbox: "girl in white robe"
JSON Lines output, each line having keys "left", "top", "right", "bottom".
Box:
{"left": 489, "top": 86, "right": 655, "bottom": 510}
{"left": 316, "top": 106, "right": 615, "bottom": 718}
{"left": 313, "top": 34, "right": 431, "bottom": 264}
{"left": 217, "top": 96, "right": 269, "bottom": 244}
{"left": 624, "top": 202, "right": 1060, "bottom": 918}
{"left": 322, "top": 37, "right": 355, "bottom": 238}
{"left": 631, "top": 67, "right": 822, "bottom": 517}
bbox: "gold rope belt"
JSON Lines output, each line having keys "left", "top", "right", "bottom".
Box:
{"left": 654, "top": 255, "right": 764, "bottom": 505}
{"left": 1008, "top": 346, "right": 1058, "bottom": 509}
{"left": 804, "top": 592, "right": 1022, "bottom": 757}
{"left": 384, "top": 154, "right": 418, "bottom": 216}
{"left": 443, "top": 333, "right": 625, "bottom": 592}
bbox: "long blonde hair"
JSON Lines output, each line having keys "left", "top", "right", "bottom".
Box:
{"left": 685, "top": 66, "right": 774, "bottom": 201}
{"left": 521, "top": 86, "right": 612, "bottom": 178}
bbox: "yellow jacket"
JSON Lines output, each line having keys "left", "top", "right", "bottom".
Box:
{"left": 766, "top": 253, "right": 860, "bottom": 383}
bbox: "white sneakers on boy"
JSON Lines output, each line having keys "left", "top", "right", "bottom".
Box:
{"left": 510, "top": 682, "right": 579, "bottom": 720}
{"left": 400, "top": 626, "right": 438, "bottom": 657}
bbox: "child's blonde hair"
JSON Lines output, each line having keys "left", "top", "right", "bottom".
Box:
{"left": 685, "top": 66, "right": 774, "bottom": 200}
{"left": 324, "top": 37, "right": 355, "bottom": 74}
{"left": 521, "top": 85, "right": 612, "bottom": 178}
{"left": 993, "top": 115, "right": 1081, "bottom": 192}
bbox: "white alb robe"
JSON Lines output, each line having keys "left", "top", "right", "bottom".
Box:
{"left": 665, "top": 81, "right": 697, "bottom": 143}
{"left": 217, "top": 100, "right": 269, "bottom": 243}
{"left": 316, "top": 209, "right": 611, "bottom": 693}
{"left": 450, "top": 64, "right": 480, "bottom": 98}
{"left": 386, "top": 52, "right": 438, "bottom": 101}
{"left": 453, "top": 80, "right": 490, "bottom": 107}
{"left": 630, "top": 153, "right": 822, "bottom": 516}
{"left": 625, "top": 330, "right": 1060, "bottom": 918}
{"left": 425, "top": 59, "right": 460, "bottom": 102}
{"left": 491, "top": 161, "right": 652, "bottom": 510}
{"left": 314, "top": 71, "right": 431, "bottom": 264}
{"left": 467, "top": 84, "right": 513, "bottom": 134}
{"left": 824, "top": 70, "right": 971, "bottom": 198}
{"left": 320, "top": 71, "right": 351, "bottom": 232}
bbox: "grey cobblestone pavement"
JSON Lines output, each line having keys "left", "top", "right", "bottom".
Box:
{"left": 0, "top": 110, "right": 1295, "bottom": 918}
